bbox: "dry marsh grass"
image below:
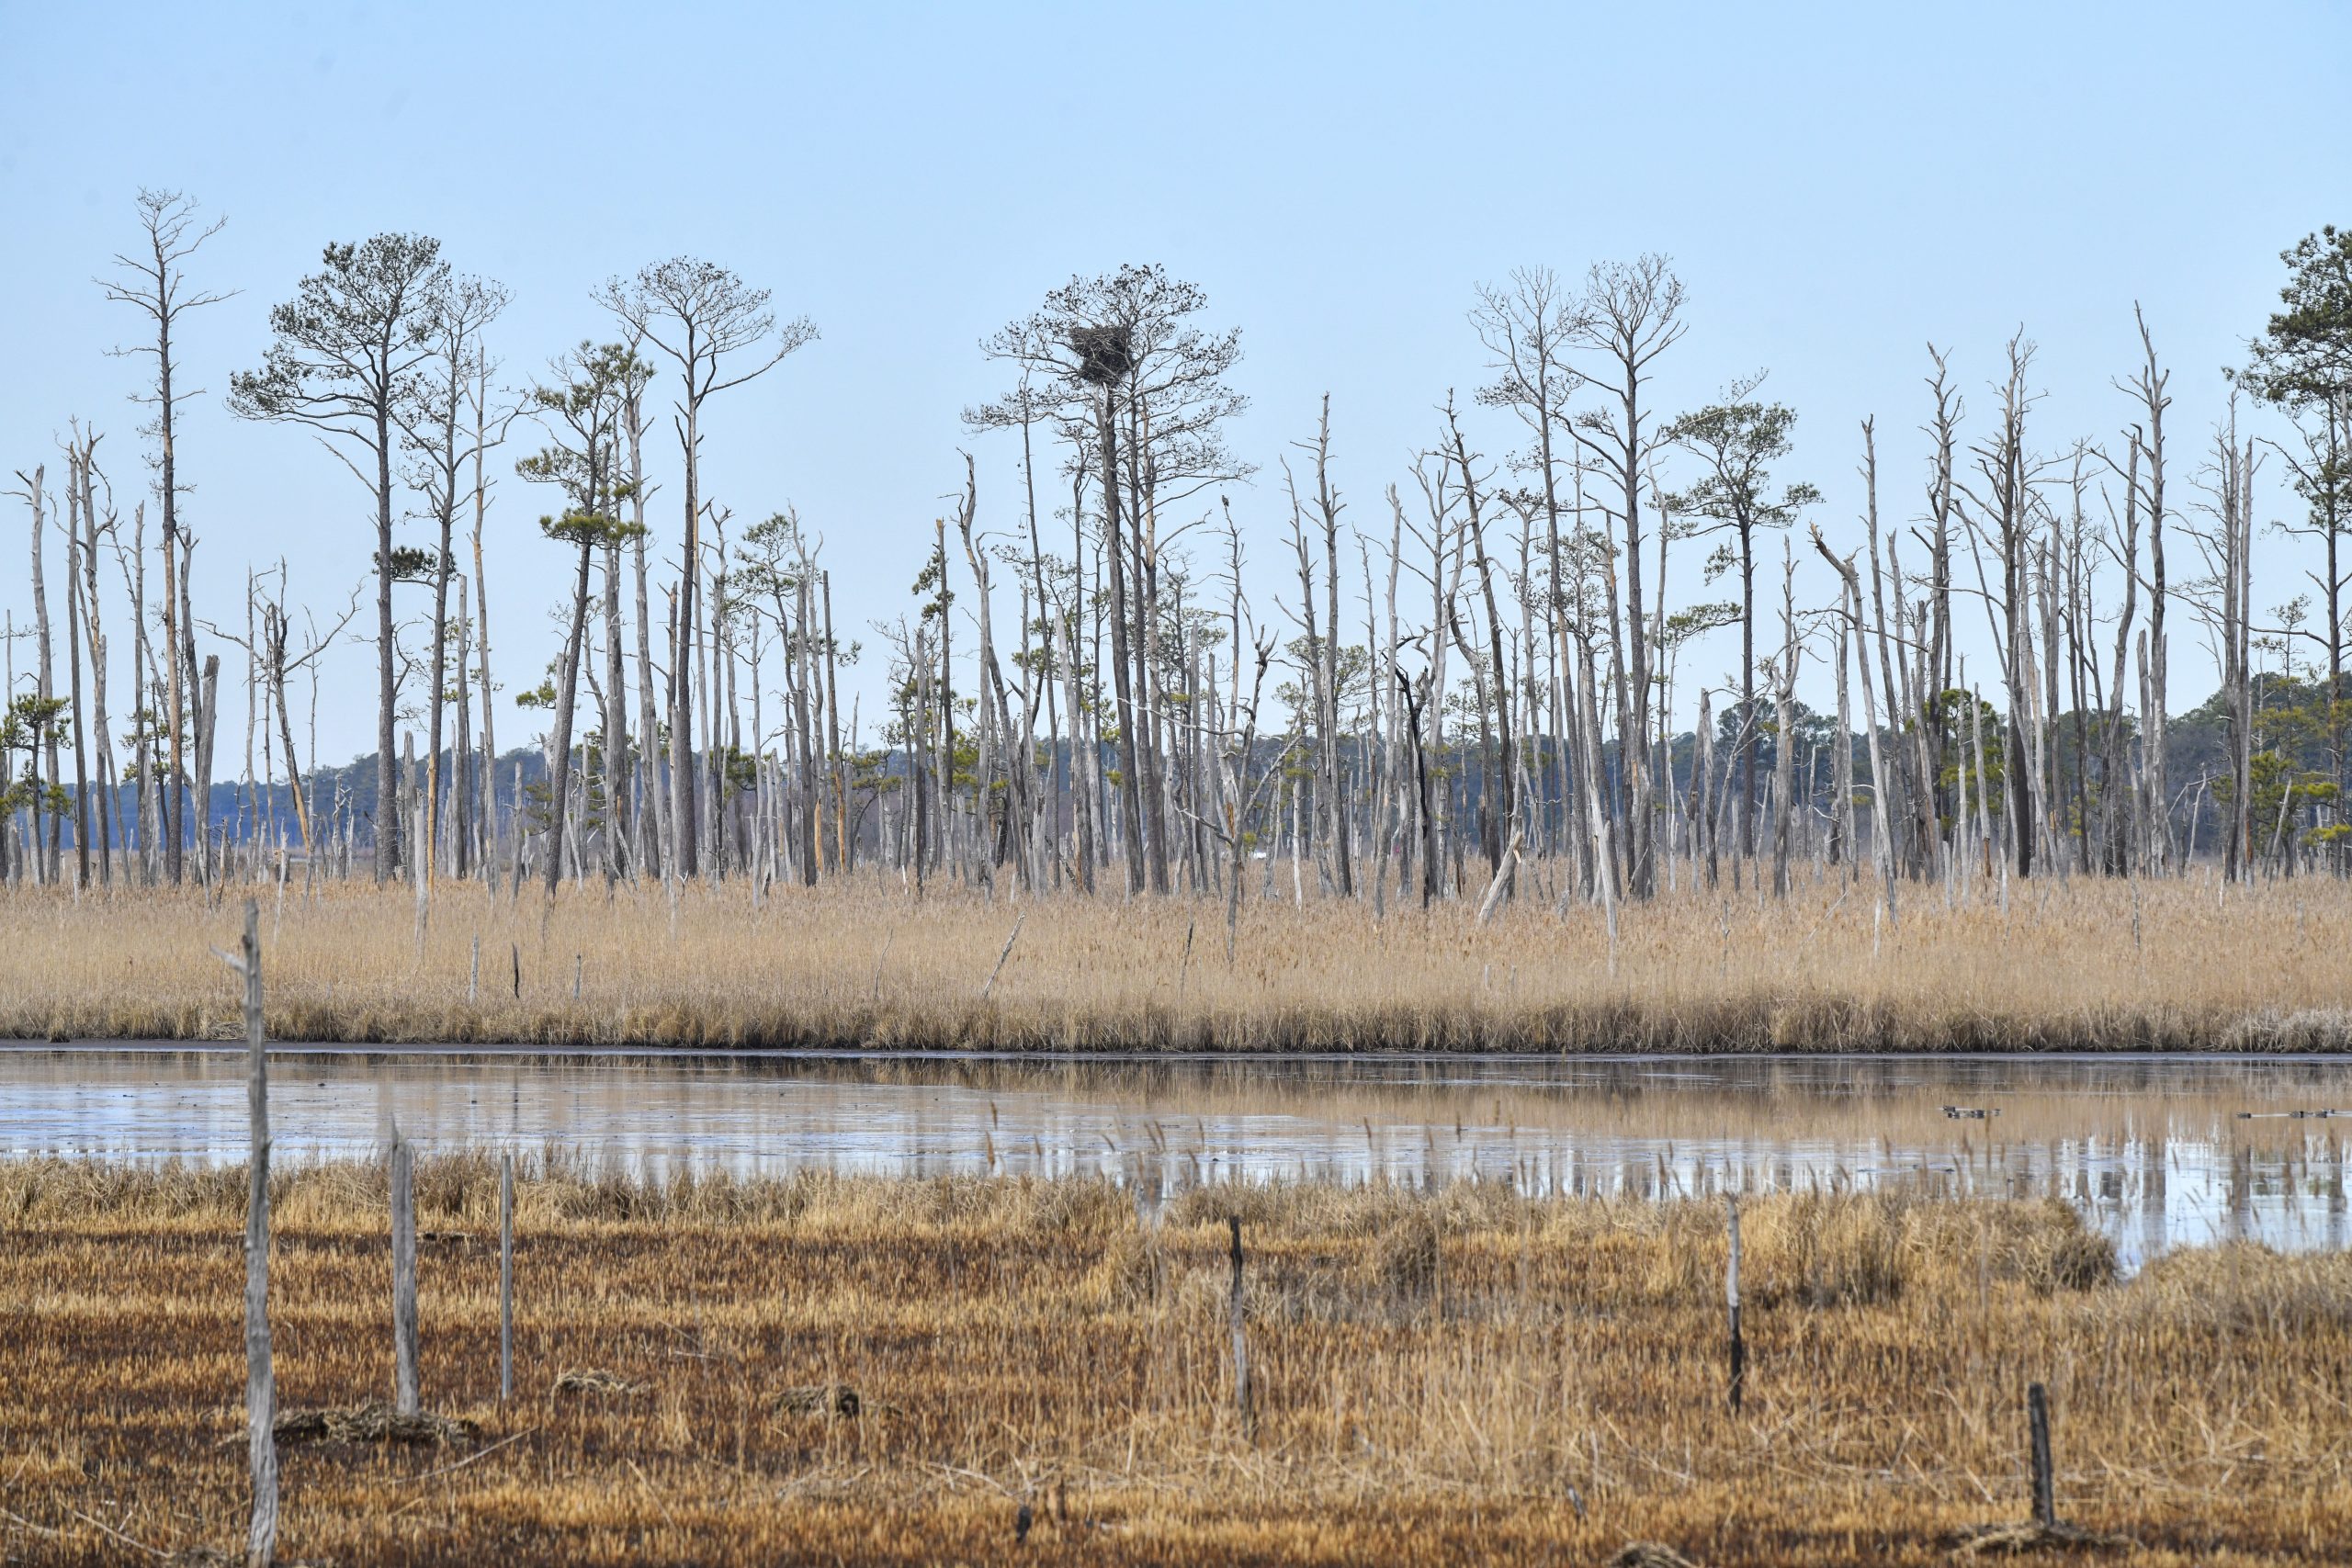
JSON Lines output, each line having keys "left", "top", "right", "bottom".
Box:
{"left": 3, "top": 1156, "right": 2349, "bottom": 1564}
{"left": 4, "top": 873, "right": 2352, "bottom": 1050}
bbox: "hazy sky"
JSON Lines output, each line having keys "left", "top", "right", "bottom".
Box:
{"left": 3, "top": 1, "right": 2346, "bottom": 764}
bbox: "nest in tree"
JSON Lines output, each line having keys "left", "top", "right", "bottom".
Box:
{"left": 274, "top": 1399, "right": 477, "bottom": 1447}
{"left": 1069, "top": 325, "right": 1133, "bottom": 385}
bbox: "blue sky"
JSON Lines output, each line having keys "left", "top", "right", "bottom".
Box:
{"left": 3, "top": 0, "right": 2346, "bottom": 762}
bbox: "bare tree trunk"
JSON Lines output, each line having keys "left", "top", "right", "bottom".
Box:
{"left": 62, "top": 458, "right": 91, "bottom": 887}
{"left": 77, "top": 443, "right": 117, "bottom": 885}
{"left": 1770, "top": 545, "right": 1801, "bottom": 898}
{"left": 1831, "top": 614, "right": 1854, "bottom": 874}
{"left": 599, "top": 539, "right": 628, "bottom": 883}
{"left": 22, "top": 463, "right": 61, "bottom": 884}
{"left": 538, "top": 544, "right": 596, "bottom": 900}
{"left": 1310, "top": 400, "right": 1353, "bottom": 897}
{"left": 1094, "top": 386, "right": 1147, "bottom": 896}
{"left": 1816, "top": 534, "right": 1899, "bottom": 924}
{"left": 470, "top": 363, "right": 504, "bottom": 887}
{"left": 1694, "top": 687, "right": 1717, "bottom": 886}
{"left": 2132, "top": 309, "right": 2172, "bottom": 874}
{"left": 129, "top": 503, "right": 159, "bottom": 885}
{"left": 823, "top": 571, "right": 846, "bottom": 875}
{"left": 195, "top": 652, "right": 220, "bottom": 885}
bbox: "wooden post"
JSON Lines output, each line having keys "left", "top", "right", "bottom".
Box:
{"left": 572, "top": 953, "right": 582, "bottom": 1000}
{"left": 510, "top": 942, "right": 520, "bottom": 999}
{"left": 391, "top": 1124, "right": 420, "bottom": 1416}
{"left": 2028, "top": 1382, "right": 2054, "bottom": 1528}
{"left": 1725, "top": 1193, "right": 1746, "bottom": 1415}
{"left": 238, "top": 900, "right": 277, "bottom": 1568}
{"left": 1227, "top": 1216, "right": 1251, "bottom": 1437}
{"left": 498, "top": 1150, "right": 514, "bottom": 1403}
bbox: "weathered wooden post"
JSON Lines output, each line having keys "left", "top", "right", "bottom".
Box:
{"left": 1725, "top": 1194, "right": 1746, "bottom": 1414}
{"left": 469, "top": 934, "right": 480, "bottom": 1002}
{"left": 233, "top": 900, "right": 278, "bottom": 1567}
{"left": 2028, "top": 1382, "right": 2054, "bottom": 1529}
{"left": 499, "top": 1150, "right": 514, "bottom": 1403}
{"left": 1227, "top": 1216, "right": 1251, "bottom": 1437}
{"left": 391, "top": 1123, "right": 420, "bottom": 1416}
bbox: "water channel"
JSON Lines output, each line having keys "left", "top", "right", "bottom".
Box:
{"left": 6, "top": 1048, "right": 2348, "bottom": 1269}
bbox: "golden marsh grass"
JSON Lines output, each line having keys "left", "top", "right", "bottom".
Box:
{"left": 4, "top": 1157, "right": 2348, "bottom": 1563}
{"left": 5, "top": 873, "right": 2352, "bottom": 1050}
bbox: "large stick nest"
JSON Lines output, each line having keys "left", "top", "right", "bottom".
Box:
{"left": 1069, "top": 325, "right": 1133, "bottom": 385}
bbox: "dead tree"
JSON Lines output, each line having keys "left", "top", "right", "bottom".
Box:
{"left": 2122, "top": 310, "right": 2173, "bottom": 873}
{"left": 101, "top": 191, "right": 233, "bottom": 883}
{"left": 1565, "top": 256, "right": 1688, "bottom": 898}
{"left": 1815, "top": 525, "right": 1898, "bottom": 922}
{"left": 397, "top": 275, "right": 509, "bottom": 884}
{"left": 600, "top": 258, "right": 814, "bottom": 882}
{"left": 1473, "top": 266, "right": 1587, "bottom": 882}
{"left": 1767, "top": 543, "right": 1804, "bottom": 897}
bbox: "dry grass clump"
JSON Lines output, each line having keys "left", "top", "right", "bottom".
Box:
{"left": 6, "top": 873, "right": 2352, "bottom": 1050}
{"left": 1611, "top": 1547, "right": 1706, "bottom": 1568}
{"left": 4, "top": 1156, "right": 2346, "bottom": 1564}
{"left": 1953, "top": 1517, "right": 2138, "bottom": 1556}
{"left": 273, "top": 1401, "right": 477, "bottom": 1447}
{"left": 548, "top": 1368, "right": 646, "bottom": 1399}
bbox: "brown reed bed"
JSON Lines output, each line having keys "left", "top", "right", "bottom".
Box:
{"left": 3, "top": 1156, "right": 2348, "bottom": 1564}
{"left": 3, "top": 872, "right": 2352, "bottom": 1051}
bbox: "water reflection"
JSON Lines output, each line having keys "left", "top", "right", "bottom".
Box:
{"left": 5, "top": 1048, "right": 2347, "bottom": 1268}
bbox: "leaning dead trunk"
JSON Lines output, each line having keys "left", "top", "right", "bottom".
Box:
{"left": 1815, "top": 526, "right": 1899, "bottom": 923}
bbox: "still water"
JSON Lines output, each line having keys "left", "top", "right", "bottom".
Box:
{"left": 6, "top": 1048, "right": 2348, "bottom": 1268}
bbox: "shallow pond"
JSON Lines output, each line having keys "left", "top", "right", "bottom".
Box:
{"left": 6, "top": 1048, "right": 2348, "bottom": 1268}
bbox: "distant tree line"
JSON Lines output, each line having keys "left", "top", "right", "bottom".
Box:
{"left": 6, "top": 197, "right": 2351, "bottom": 910}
